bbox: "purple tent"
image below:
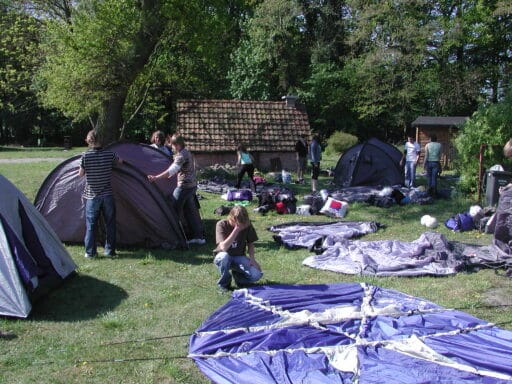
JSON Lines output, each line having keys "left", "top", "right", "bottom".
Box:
{"left": 0, "top": 175, "right": 76, "bottom": 318}
{"left": 35, "top": 142, "right": 187, "bottom": 249}
{"left": 190, "top": 283, "right": 512, "bottom": 383}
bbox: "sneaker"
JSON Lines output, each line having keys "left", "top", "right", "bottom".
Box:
{"left": 217, "top": 285, "right": 232, "bottom": 294}
{"left": 187, "top": 238, "right": 206, "bottom": 245}
{"left": 84, "top": 253, "right": 95, "bottom": 258}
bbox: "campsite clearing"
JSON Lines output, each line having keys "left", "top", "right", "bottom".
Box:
{"left": 1, "top": 149, "right": 512, "bottom": 384}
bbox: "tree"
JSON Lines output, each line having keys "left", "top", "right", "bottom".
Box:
{"left": 455, "top": 87, "right": 512, "bottom": 193}
{"left": 35, "top": 0, "right": 168, "bottom": 144}
{"left": 0, "top": 5, "right": 43, "bottom": 144}
{"left": 228, "top": 0, "right": 307, "bottom": 100}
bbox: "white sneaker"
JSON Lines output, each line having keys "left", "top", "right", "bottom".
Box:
{"left": 187, "top": 238, "right": 206, "bottom": 245}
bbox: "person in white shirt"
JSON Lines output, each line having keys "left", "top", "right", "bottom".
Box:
{"left": 400, "top": 135, "right": 421, "bottom": 188}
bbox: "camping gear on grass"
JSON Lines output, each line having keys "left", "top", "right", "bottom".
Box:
{"left": 0, "top": 175, "right": 76, "bottom": 318}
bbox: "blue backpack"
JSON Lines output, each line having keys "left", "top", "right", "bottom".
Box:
{"left": 445, "top": 212, "right": 474, "bottom": 232}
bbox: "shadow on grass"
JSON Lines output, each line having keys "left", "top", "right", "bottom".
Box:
{"left": 30, "top": 274, "right": 128, "bottom": 322}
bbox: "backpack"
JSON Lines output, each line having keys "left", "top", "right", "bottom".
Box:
{"left": 227, "top": 189, "right": 253, "bottom": 201}
{"left": 444, "top": 212, "right": 475, "bottom": 232}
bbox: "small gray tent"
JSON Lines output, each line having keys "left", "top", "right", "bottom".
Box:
{"left": 333, "top": 138, "right": 404, "bottom": 188}
{"left": 35, "top": 142, "right": 187, "bottom": 249}
{"left": 0, "top": 175, "right": 77, "bottom": 318}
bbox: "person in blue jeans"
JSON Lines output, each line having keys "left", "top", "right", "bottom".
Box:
{"left": 400, "top": 134, "right": 421, "bottom": 188}
{"left": 214, "top": 205, "right": 262, "bottom": 292}
{"left": 148, "top": 134, "right": 205, "bottom": 245}
{"left": 422, "top": 134, "right": 442, "bottom": 197}
{"left": 79, "top": 130, "right": 123, "bottom": 258}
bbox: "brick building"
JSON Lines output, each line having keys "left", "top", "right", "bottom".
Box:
{"left": 176, "top": 97, "right": 312, "bottom": 171}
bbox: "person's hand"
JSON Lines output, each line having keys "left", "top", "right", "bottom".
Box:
{"left": 234, "top": 222, "right": 250, "bottom": 232}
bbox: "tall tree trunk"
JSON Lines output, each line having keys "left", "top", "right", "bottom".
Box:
{"left": 97, "top": 0, "right": 165, "bottom": 144}
{"left": 97, "top": 92, "right": 127, "bottom": 145}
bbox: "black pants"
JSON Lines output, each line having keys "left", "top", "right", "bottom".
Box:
{"left": 236, "top": 164, "right": 255, "bottom": 190}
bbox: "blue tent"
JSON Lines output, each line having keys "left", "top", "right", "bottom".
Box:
{"left": 190, "top": 283, "right": 512, "bottom": 383}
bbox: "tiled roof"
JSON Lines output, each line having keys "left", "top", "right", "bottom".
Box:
{"left": 411, "top": 116, "right": 469, "bottom": 128}
{"left": 177, "top": 99, "right": 311, "bottom": 152}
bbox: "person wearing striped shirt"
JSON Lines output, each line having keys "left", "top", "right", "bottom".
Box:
{"left": 79, "top": 130, "right": 123, "bottom": 258}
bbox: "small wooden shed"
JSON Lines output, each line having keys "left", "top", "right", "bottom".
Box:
{"left": 411, "top": 116, "right": 469, "bottom": 168}
{"left": 176, "top": 97, "right": 312, "bottom": 171}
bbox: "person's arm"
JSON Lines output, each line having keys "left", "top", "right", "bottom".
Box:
{"left": 236, "top": 151, "right": 241, "bottom": 166}
{"left": 423, "top": 145, "right": 429, "bottom": 168}
{"left": 247, "top": 242, "right": 261, "bottom": 270}
{"left": 78, "top": 166, "right": 85, "bottom": 177}
{"left": 147, "top": 162, "right": 180, "bottom": 182}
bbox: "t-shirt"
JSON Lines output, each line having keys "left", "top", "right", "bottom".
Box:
{"left": 80, "top": 148, "right": 118, "bottom": 199}
{"left": 215, "top": 220, "right": 258, "bottom": 256}
{"left": 295, "top": 139, "right": 308, "bottom": 157}
{"left": 240, "top": 152, "right": 252, "bottom": 165}
{"left": 173, "top": 148, "right": 197, "bottom": 188}
{"left": 404, "top": 141, "right": 420, "bottom": 162}
{"left": 150, "top": 143, "right": 172, "bottom": 157}
{"left": 426, "top": 142, "right": 442, "bottom": 162}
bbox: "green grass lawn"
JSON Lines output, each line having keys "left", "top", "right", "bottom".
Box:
{"left": 1, "top": 149, "right": 512, "bottom": 383}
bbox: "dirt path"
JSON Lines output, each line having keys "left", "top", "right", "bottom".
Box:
{"left": 0, "top": 157, "right": 67, "bottom": 163}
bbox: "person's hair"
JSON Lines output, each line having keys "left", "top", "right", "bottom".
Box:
{"left": 228, "top": 205, "right": 250, "bottom": 226}
{"left": 170, "top": 134, "right": 185, "bottom": 148}
{"left": 504, "top": 139, "right": 512, "bottom": 158}
{"left": 237, "top": 144, "right": 247, "bottom": 152}
{"left": 430, "top": 134, "right": 437, "bottom": 142}
{"left": 151, "top": 130, "right": 165, "bottom": 146}
{"left": 85, "top": 130, "right": 102, "bottom": 147}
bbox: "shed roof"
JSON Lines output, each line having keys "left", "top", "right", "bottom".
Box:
{"left": 411, "top": 116, "right": 469, "bottom": 128}
{"left": 176, "top": 99, "right": 311, "bottom": 152}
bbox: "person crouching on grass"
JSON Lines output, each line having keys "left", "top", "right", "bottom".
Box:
{"left": 214, "top": 205, "right": 263, "bottom": 292}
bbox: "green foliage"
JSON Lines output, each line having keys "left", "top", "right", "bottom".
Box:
{"left": 34, "top": 0, "right": 142, "bottom": 121}
{"left": 325, "top": 130, "right": 358, "bottom": 155}
{"left": 455, "top": 89, "right": 512, "bottom": 192}
{"left": 228, "top": 0, "right": 306, "bottom": 100}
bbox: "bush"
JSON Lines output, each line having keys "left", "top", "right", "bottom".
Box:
{"left": 325, "top": 131, "right": 358, "bottom": 155}
{"left": 455, "top": 89, "right": 512, "bottom": 193}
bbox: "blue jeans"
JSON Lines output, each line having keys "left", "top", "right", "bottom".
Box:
{"left": 404, "top": 161, "right": 417, "bottom": 188}
{"left": 426, "top": 161, "right": 440, "bottom": 194}
{"left": 84, "top": 195, "right": 116, "bottom": 256}
{"left": 214, "top": 252, "right": 263, "bottom": 288}
{"left": 173, "top": 186, "right": 204, "bottom": 239}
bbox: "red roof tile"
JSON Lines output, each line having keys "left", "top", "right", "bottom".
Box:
{"left": 177, "top": 99, "right": 311, "bottom": 152}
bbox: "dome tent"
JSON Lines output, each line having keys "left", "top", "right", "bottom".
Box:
{"left": 35, "top": 142, "right": 187, "bottom": 249}
{"left": 0, "top": 175, "right": 76, "bottom": 318}
{"left": 333, "top": 138, "right": 404, "bottom": 188}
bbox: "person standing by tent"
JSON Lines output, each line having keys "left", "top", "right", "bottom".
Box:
{"left": 400, "top": 134, "right": 421, "bottom": 188}
{"left": 235, "top": 144, "right": 256, "bottom": 191}
{"left": 309, "top": 135, "right": 322, "bottom": 192}
{"left": 295, "top": 134, "right": 308, "bottom": 184}
{"left": 79, "top": 130, "right": 123, "bottom": 258}
{"left": 147, "top": 134, "right": 205, "bottom": 245}
{"left": 214, "top": 205, "right": 262, "bottom": 292}
{"left": 422, "top": 134, "right": 442, "bottom": 197}
{"left": 150, "top": 130, "right": 173, "bottom": 160}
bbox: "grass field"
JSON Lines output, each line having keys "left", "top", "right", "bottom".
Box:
{"left": 1, "top": 147, "right": 512, "bottom": 383}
